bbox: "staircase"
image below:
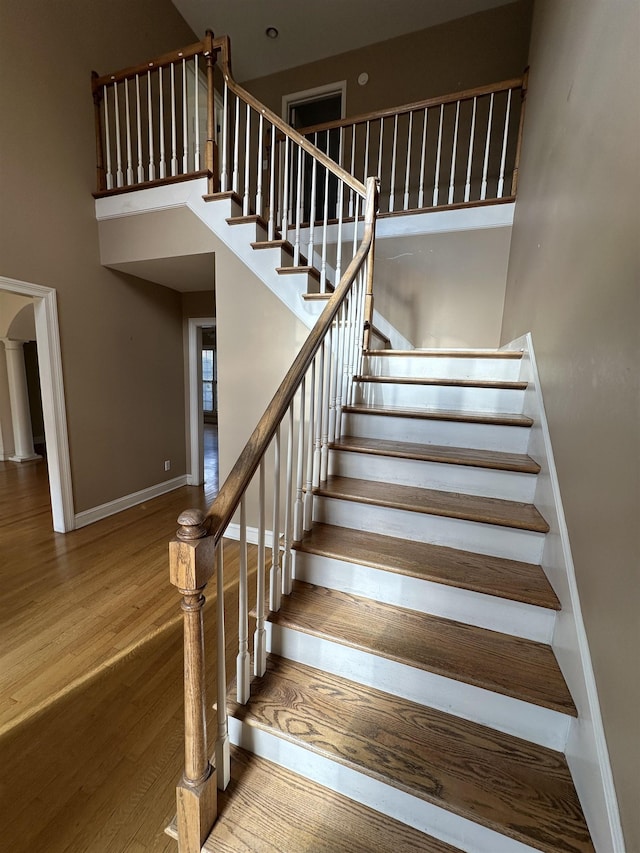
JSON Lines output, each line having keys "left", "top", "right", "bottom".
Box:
{"left": 195, "top": 349, "right": 594, "bottom": 853}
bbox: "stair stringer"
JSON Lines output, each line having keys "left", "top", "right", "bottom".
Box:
{"left": 504, "top": 333, "right": 625, "bottom": 853}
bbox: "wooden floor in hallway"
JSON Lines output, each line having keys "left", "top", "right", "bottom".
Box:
{"left": 0, "top": 425, "right": 252, "bottom": 852}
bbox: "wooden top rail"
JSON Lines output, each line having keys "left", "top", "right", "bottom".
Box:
{"left": 204, "top": 176, "right": 378, "bottom": 543}
{"left": 297, "top": 75, "right": 526, "bottom": 137}
{"left": 92, "top": 32, "right": 220, "bottom": 90}
{"left": 216, "top": 35, "right": 367, "bottom": 198}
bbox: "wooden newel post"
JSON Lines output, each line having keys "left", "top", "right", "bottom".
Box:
{"left": 204, "top": 30, "right": 218, "bottom": 195}
{"left": 511, "top": 67, "right": 529, "bottom": 197}
{"left": 91, "top": 71, "right": 106, "bottom": 193}
{"left": 170, "top": 508, "right": 217, "bottom": 853}
{"left": 362, "top": 179, "right": 379, "bottom": 352}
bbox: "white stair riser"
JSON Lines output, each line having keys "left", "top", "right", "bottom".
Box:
{"left": 227, "top": 717, "right": 540, "bottom": 853}
{"left": 365, "top": 354, "right": 523, "bottom": 382}
{"left": 342, "top": 412, "right": 531, "bottom": 454}
{"left": 292, "top": 551, "right": 556, "bottom": 644}
{"left": 329, "top": 449, "right": 537, "bottom": 502}
{"left": 266, "top": 624, "right": 570, "bottom": 751}
{"left": 354, "top": 382, "right": 525, "bottom": 414}
{"left": 313, "top": 495, "right": 546, "bottom": 564}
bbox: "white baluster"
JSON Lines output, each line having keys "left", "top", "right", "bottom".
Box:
{"left": 433, "top": 104, "right": 444, "bottom": 207}
{"left": 349, "top": 125, "right": 356, "bottom": 216}
{"left": 418, "top": 107, "right": 428, "bottom": 209}
{"left": 194, "top": 55, "right": 200, "bottom": 171}
{"left": 254, "top": 459, "right": 267, "bottom": 677}
{"left": 303, "top": 359, "right": 315, "bottom": 532}
{"left": 404, "top": 111, "right": 413, "bottom": 210}
{"left": 293, "top": 146, "right": 303, "bottom": 266}
{"left": 282, "top": 403, "right": 294, "bottom": 597}
{"left": 464, "top": 97, "right": 477, "bottom": 203}
{"left": 236, "top": 495, "right": 250, "bottom": 703}
{"left": 389, "top": 114, "right": 398, "bottom": 212}
{"left": 448, "top": 100, "right": 461, "bottom": 205}
{"left": 181, "top": 58, "right": 188, "bottom": 173}
{"left": 232, "top": 96, "right": 240, "bottom": 194}
{"left": 342, "top": 277, "right": 356, "bottom": 411}
{"left": 335, "top": 180, "right": 344, "bottom": 284}
{"left": 281, "top": 138, "right": 290, "bottom": 239}
{"left": 294, "top": 377, "right": 306, "bottom": 543}
{"left": 170, "top": 63, "right": 178, "bottom": 176}
{"left": 320, "top": 333, "right": 332, "bottom": 483}
{"left": 147, "top": 70, "right": 155, "bottom": 181}
{"left": 497, "top": 89, "right": 512, "bottom": 198}
{"left": 270, "top": 426, "right": 282, "bottom": 612}
{"left": 320, "top": 163, "right": 329, "bottom": 292}
{"left": 364, "top": 120, "right": 370, "bottom": 181}
{"left": 134, "top": 75, "right": 144, "bottom": 183}
{"left": 481, "top": 93, "right": 494, "bottom": 201}
{"left": 113, "top": 82, "right": 123, "bottom": 187}
{"left": 243, "top": 103, "right": 251, "bottom": 214}
{"left": 327, "top": 324, "right": 339, "bottom": 465}
{"left": 220, "top": 82, "right": 229, "bottom": 192}
{"left": 313, "top": 344, "right": 324, "bottom": 489}
{"left": 158, "top": 67, "right": 166, "bottom": 179}
{"left": 255, "top": 113, "right": 264, "bottom": 217}
{"left": 307, "top": 136, "right": 317, "bottom": 260}
{"left": 335, "top": 300, "right": 347, "bottom": 440}
{"left": 103, "top": 84, "right": 113, "bottom": 190}
{"left": 377, "top": 118, "right": 384, "bottom": 207}
{"left": 216, "top": 544, "right": 230, "bottom": 789}
{"left": 124, "top": 79, "right": 133, "bottom": 185}
{"left": 268, "top": 123, "right": 276, "bottom": 240}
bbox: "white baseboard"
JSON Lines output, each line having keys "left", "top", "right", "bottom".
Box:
{"left": 504, "top": 333, "right": 624, "bottom": 852}
{"left": 74, "top": 475, "right": 189, "bottom": 529}
{"left": 224, "top": 522, "right": 274, "bottom": 549}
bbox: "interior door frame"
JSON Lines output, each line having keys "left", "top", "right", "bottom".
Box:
{"left": 0, "top": 276, "right": 75, "bottom": 532}
{"left": 187, "top": 316, "right": 215, "bottom": 486}
{"left": 282, "top": 81, "right": 347, "bottom": 124}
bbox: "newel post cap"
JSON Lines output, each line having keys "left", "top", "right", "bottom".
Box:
{"left": 169, "top": 509, "right": 216, "bottom": 591}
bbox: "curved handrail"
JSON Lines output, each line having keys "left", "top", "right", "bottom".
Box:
{"left": 204, "top": 175, "right": 378, "bottom": 542}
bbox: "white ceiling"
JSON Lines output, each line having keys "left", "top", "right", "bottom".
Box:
{"left": 172, "top": 0, "right": 516, "bottom": 81}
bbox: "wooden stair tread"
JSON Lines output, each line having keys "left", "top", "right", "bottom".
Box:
{"left": 331, "top": 435, "right": 540, "bottom": 473}
{"left": 357, "top": 375, "right": 527, "bottom": 390}
{"left": 229, "top": 657, "right": 592, "bottom": 853}
{"left": 226, "top": 213, "right": 269, "bottom": 230}
{"left": 366, "top": 349, "right": 523, "bottom": 359}
{"left": 295, "top": 523, "right": 560, "bottom": 610}
{"left": 276, "top": 265, "right": 321, "bottom": 281}
{"left": 203, "top": 190, "right": 242, "bottom": 205}
{"left": 315, "top": 475, "right": 550, "bottom": 533}
{"left": 200, "top": 746, "right": 460, "bottom": 852}
{"left": 344, "top": 402, "right": 533, "bottom": 427}
{"left": 270, "top": 581, "right": 574, "bottom": 714}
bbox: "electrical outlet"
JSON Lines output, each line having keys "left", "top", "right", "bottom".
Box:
{"left": 164, "top": 460, "right": 171, "bottom": 471}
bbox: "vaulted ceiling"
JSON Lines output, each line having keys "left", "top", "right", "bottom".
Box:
{"left": 171, "top": 0, "right": 517, "bottom": 81}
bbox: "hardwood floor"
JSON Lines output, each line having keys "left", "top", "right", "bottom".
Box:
{"left": 0, "top": 425, "right": 251, "bottom": 852}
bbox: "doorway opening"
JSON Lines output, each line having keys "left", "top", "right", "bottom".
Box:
{"left": 283, "top": 82, "right": 346, "bottom": 223}
{"left": 187, "top": 316, "right": 217, "bottom": 501}
{"left": 0, "top": 276, "right": 74, "bottom": 532}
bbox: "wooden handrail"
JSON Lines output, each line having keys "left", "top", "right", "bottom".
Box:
{"left": 91, "top": 37, "right": 213, "bottom": 90}
{"left": 215, "top": 35, "right": 366, "bottom": 199}
{"left": 204, "top": 175, "right": 378, "bottom": 542}
{"left": 296, "top": 75, "right": 525, "bottom": 137}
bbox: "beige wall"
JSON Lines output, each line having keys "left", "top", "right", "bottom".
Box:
{"left": 243, "top": 1, "right": 532, "bottom": 116}
{"left": 501, "top": 1, "right": 640, "bottom": 847}
{"left": 0, "top": 0, "right": 196, "bottom": 512}
{"left": 374, "top": 228, "right": 511, "bottom": 348}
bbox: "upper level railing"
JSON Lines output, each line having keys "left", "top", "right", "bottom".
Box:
{"left": 92, "top": 39, "right": 527, "bottom": 217}
{"left": 293, "top": 74, "right": 527, "bottom": 215}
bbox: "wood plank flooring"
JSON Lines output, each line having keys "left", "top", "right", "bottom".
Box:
{"left": 270, "top": 581, "right": 575, "bottom": 714}
{"left": 229, "top": 656, "right": 594, "bottom": 853}
{"left": 315, "top": 475, "right": 550, "bottom": 532}
{"left": 195, "top": 747, "right": 462, "bottom": 852}
{"left": 296, "top": 523, "right": 560, "bottom": 609}
{"left": 331, "top": 435, "right": 541, "bottom": 473}
{"left": 0, "top": 427, "right": 254, "bottom": 852}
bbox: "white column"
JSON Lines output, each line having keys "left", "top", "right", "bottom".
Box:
{"left": 1, "top": 338, "right": 41, "bottom": 462}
